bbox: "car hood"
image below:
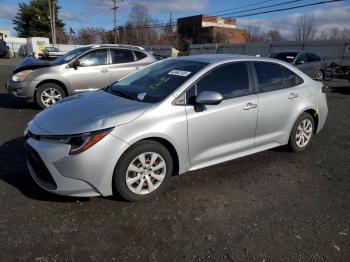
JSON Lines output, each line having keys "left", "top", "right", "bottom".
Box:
{"left": 31, "top": 90, "right": 152, "bottom": 135}
{"left": 13, "top": 57, "right": 51, "bottom": 74}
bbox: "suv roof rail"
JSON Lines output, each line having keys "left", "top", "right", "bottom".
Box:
{"left": 91, "top": 44, "right": 145, "bottom": 51}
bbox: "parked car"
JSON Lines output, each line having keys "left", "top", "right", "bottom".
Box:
{"left": 7, "top": 44, "right": 157, "bottom": 108}
{"left": 269, "top": 51, "right": 327, "bottom": 80}
{"left": 42, "top": 46, "right": 66, "bottom": 60}
{"left": 25, "top": 54, "right": 328, "bottom": 201}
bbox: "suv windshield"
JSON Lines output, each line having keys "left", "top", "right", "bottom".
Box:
{"left": 51, "top": 46, "right": 90, "bottom": 65}
{"left": 270, "top": 52, "right": 299, "bottom": 63}
{"left": 107, "top": 59, "right": 208, "bottom": 103}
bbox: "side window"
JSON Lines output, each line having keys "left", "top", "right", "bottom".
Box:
{"left": 296, "top": 54, "right": 306, "bottom": 64}
{"left": 111, "top": 49, "right": 135, "bottom": 64}
{"left": 134, "top": 51, "right": 147, "bottom": 61}
{"left": 78, "top": 49, "right": 107, "bottom": 67}
{"left": 311, "top": 53, "right": 321, "bottom": 62}
{"left": 195, "top": 62, "right": 251, "bottom": 100}
{"left": 254, "top": 62, "right": 284, "bottom": 92}
{"left": 306, "top": 54, "right": 314, "bottom": 62}
{"left": 282, "top": 66, "right": 304, "bottom": 88}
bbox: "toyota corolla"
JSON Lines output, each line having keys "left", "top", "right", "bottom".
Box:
{"left": 25, "top": 55, "right": 328, "bottom": 201}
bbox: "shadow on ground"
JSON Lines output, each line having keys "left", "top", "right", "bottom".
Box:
{"left": 0, "top": 93, "right": 39, "bottom": 110}
{"left": 329, "top": 85, "right": 350, "bottom": 95}
{"left": 0, "top": 137, "right": 88, "bottom": 202}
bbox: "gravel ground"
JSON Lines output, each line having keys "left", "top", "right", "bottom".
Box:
{"left": 0, "top": 58, "right": 349, "bottom": 262}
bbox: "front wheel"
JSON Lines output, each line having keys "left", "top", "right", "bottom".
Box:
{"left": 36, "top": 83, "right": 65, "bottom": 109}
{"left": 114, "top": 141, "right": 173, "bottom": 201}
{"left": 288, "top": 113, "right": 315, "bottom": 152}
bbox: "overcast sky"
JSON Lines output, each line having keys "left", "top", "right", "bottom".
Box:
{"left": 0, "top": 0, "right": 349, "bottom": 39}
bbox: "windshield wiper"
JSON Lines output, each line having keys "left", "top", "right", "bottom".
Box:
{"left": 110, "top": 89, "right": 137, "bottom": 101}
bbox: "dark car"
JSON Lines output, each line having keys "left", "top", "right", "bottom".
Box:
{"left": 269, "top": 51, "right": 327, "bottom": 80}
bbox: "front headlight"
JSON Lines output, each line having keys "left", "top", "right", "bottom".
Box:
{"left": 37, "top": 128, "right": 113, "bottom": 155}
{"left": 12, "top": 70, "right": 33, "bottom": 81}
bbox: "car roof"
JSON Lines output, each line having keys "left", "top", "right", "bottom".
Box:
{"left": 176, "top": 54, "right": 282, "bottom": 64}
{"left": 86, "top": 44, "right": 146, "bottom": 51}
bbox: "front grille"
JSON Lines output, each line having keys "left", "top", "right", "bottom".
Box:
{"left": 25, "top": 142, "right": 57, "bottom": 190}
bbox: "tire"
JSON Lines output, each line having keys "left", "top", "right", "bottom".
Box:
{"left": 114, "top": 140, "right": 173, "bottom": 201}
{"left": 35, "top": 83, "right": 66, "bottom": 109}
{"left": 315, "top": 70, "right": 325, "bottom": 81}
{"left": 288, "top": 112, "right": 315, "bottom": 152}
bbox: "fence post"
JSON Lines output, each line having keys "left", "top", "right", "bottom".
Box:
{"left": 11, "top": 42, "right": 15, "bottom": 58}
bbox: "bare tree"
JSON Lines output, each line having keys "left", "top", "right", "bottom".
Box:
{"left": 264, "top": 30, "right": 283, "bottom": 42}
{"left": 245, "top": 24, "right": 263, "bottom": 42}
{"left": 127, "top": 4, "right": 158, "bottom": 45}
{"left": 318, "top": 26, "right": 350, "bottom": 40}
{"left": 294, "top": 15, "right": 318, "bottom": 41}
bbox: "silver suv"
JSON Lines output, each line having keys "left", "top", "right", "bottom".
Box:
{"left": 7, "top": 44, "right": 157, "bottom": 108}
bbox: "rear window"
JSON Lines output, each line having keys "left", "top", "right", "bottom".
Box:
{"left": 254, "top": 62, "right": 285, "bottom": 92}
{"left": 270, "top": 52, "right": 298, "bottom": 63}
{"left": 111, "top": 49, "right": 135, "bottom": 64}
{"left": 134, "top": 51, "right": 147, "bottom": 61}
{"left": 282, "top": 66, "right": 304, "bottom": 88}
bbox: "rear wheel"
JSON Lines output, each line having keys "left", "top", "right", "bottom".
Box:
{"left": 288, "top": 113, "right": 314, "bottom": 152}
{"left": 315, "top": 70, "right": 325, "bottom": 81}
{"left": 36, "top": 83, "right": 65, "bottom": 109}
{"left": 114, "top": 141, "right": 173, "bottom": 201}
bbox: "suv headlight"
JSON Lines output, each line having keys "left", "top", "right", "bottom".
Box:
{"left": 36, "top": 128, "right": 113, "bottom": 155}
{"left": 12, "top": 70, "right": 33, "bottom": 81}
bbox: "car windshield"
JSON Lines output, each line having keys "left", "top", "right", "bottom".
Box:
{"left": 270, "top": 52, "right": 299, "bottom": 63}
{"left": 51, "top": 46, "right": 90, "bottom": 65}
{"left": 107, "top": 59, "right": 208, "bottom": 103}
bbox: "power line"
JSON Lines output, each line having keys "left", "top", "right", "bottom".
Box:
{"left": 110, "top": 0, "right": 342, "bottom": 31}
{"left": 206, "top": 0, "right": 276, "bottom": 15}
{"left": 232, "top": 0, "right": 343, "bottom": 18}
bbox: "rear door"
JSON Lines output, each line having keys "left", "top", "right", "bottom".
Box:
{"left": 109, "top": 48, "right": 140, "bottom": 84}
{"left": 66, "top": 48, "right": 110, "bottom": 92}
{"left": 253, "top": 62, "right": 304, "bottom": 145}
{"left": 186, "top": 62, "right": 258, "bottom": 167}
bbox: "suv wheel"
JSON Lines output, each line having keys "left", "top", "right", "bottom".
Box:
{"left": 288, "top": 113, "right": 314, "bottom": 152}
{"left": 36, "top": 83, "right": 65, "bottom": 109}
{"left": 114, "top": 141, "right": 173, "bottom": 201}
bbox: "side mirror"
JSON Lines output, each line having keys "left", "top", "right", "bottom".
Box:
{"left": 72, "top": 60, "right": 80, "bottom": 70}
{"left": 196, "top": 91, "right": 223, "bottom": 105}
{"left": 295, "top": 60, "right": 304, "bottom": 65}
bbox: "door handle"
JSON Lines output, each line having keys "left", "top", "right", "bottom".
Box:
{"left": 243, "top": 102, "right": 257, "bottom": 110}
{"left": 134, "top": 66, "right": 141, "bottom": 70}
{"left": 100, "top": 69, "right": 109, "bottom": 73}
{"left": 288, "top": 92, "right": 298, "bottom": 99}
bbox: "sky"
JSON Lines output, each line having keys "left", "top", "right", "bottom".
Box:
{"left": 0, "top": 0, "right": 350, "bottom": 39}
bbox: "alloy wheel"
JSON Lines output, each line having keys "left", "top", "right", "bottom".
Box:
{"left": 40, "top": 88, "right": 62, "bottom": 107}
{"left": 126, "top": 152, "right": 166, "bottom": 195}
{"left": 295, "top": 119, "right": 313, "bottom": 148}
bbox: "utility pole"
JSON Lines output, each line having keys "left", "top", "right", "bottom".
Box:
{"left": 48, "top": 0, "right": 53, "bottom": 44}
{"left": 48, "top": 0, "right": 56, "bottom": 45}
{"left": 52, "top": 0, "right": 56, "bottom": 45}
{"left": 112, "top": 0, "right": 123, "bottom": 44}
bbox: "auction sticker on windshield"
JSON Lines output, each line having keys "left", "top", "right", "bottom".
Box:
{"left": 168, "top": 70, "right": 192, "bottom": 77}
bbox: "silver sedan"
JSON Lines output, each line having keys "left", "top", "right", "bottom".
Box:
{"left": 25, "top": 54, "right": 328, "bottom": 201}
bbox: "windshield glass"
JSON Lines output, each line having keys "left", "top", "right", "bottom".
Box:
{"left": 107, "top": 59, "right": 208, "bottom": 103}
{"left": 51, "top": 46, "right": 90, "bottom": 65}
{"left": 270, "top": 52, "right": 298, "bottom": 63}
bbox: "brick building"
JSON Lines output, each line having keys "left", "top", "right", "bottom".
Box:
{"left": 177, "top": 15, "right": 247, "bottom": 44}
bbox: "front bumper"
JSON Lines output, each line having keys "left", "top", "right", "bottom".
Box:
{"left": 6, "top": 79, "right": 39, "bottom": 102}
{"left": 25, "top": 131, "right": 129, "bottom": 197}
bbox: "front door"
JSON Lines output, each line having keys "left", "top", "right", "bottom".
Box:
{"left": 67, "top": 48, "right": 110, "bottom": 93}
{"left": 185, "top": 62, "right": 258, "bottom": 167}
